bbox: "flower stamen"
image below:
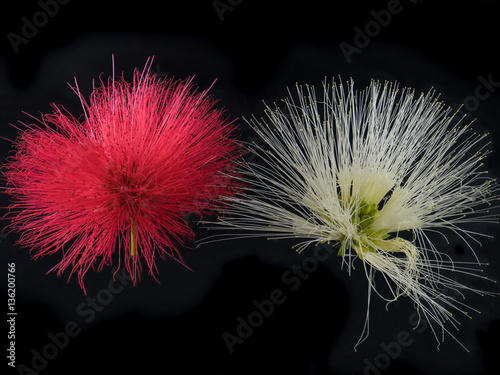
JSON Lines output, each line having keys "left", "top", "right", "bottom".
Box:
{"left": 337, "top": 198, "right": 391, "bottom": 259}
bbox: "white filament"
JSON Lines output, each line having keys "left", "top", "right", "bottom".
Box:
{"left": 203, "top": 78, "right": 499, "bottom": 350}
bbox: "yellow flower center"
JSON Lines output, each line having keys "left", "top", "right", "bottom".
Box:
{"left": 337, "top": 199, "right": 391, "bottom": 260}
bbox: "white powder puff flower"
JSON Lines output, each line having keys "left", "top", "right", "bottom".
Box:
{"left": 205, "top": 79, "right": 499, "bottom": 350}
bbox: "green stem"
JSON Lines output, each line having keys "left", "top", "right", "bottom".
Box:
{"left": 130, "top": 218, "right": 137, "bottom": 256}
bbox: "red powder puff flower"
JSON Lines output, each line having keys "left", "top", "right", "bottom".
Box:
{"left": 2, "top": 59, "right": 243, "bottom": 293}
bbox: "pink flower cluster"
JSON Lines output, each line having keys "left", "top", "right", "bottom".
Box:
{"left": 3, "top": 61, "right": 243, "bottom": 293}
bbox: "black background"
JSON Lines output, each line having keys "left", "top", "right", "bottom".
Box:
{"left": 1, "top": 0, "right": 500, "bottom": 374}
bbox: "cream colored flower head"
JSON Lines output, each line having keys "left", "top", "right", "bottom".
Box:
{"left": 207, "top": 78, "right": 499, "bottom": 350}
